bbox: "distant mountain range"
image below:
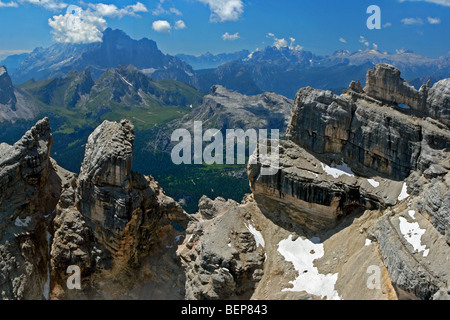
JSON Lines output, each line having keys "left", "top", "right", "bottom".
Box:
{"left": 4, "top": 28, "right": 196, "bottom": 86}
{"left": 0, "top": 63, "right": 203, "bottom": 173}
{"left": 195, "top": 47, "right": 450, "bottom": 98}
{"left": 176, "top": 50, "right": 251, "bottom": 70}
{"left": 1, "top": 28, "right": 449, "bottom": 99}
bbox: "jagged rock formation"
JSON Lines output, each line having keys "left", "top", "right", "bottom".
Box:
{"left": 0, "top": 66, "right": 38, "bottom": 122}
{"left": 150, "top": 85, "right": 293, "bottom": 152}
{"left": 0, "top": 63, "right": 448, "bottom": 301}
{"left": 49, "top": 119, "right": 191, "bottom": 299}
{"left": 286, "top": 66, "right": 449, "bottom": 180}
{"left": 364, "top": 63, "right": 449, "bottom": 125}
{"left": 0, "top": 118, "right": 61, "bottom": 299}
{"left": 177, "top": 196, "right": 265, "bottom": 299}
{"left": 0, "top": 118, "right": 193, "bottom": 299}
{"left": 249, "top": 64, "right": 450, "bottom": 300}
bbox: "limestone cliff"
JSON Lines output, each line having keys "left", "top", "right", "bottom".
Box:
{"left": 49, "top": 119, "right": 191, "bottom": 299}
{"left": 248, "top": 63, "right": 450, "bottom": 300}
{"left": 0, "top": 118, "right": 61, "bottom": 299}
{"left": 0, "top": 63, "right": 448, "bottom": 301}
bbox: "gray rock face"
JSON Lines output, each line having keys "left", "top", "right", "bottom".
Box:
{"left": 286, "top": 76, "right": 449, "bottom": 180}
{"left": 151, "top": 85, "right": 293, "bottom": 152}
{"left": 249, "top": 64, "right": 450, "bottom": 300}
{"left": 364, "top": 63, "right": 449, "bottom": 126}
{"left": 248, "top": 139, "right": 406, "bottom": 231}
{"left": 370, "top": 208, "right": 450, "bottom": 300}
{"left": 364, "top": 63, "right": 428, "bottom": 113}
{"left": 0, "top": 65, "right": 16, "bottom": 106}
{"left": 427, "top": 79, "right": 450, "bottom": 126}
{"left": 0, "top": 65, "right": 38, "bottom": 122}
{"left": 177, "top": 197, "right": 265, "bottom": 300}
{"left": 0, "top": 118, "right": 61, "bottom": 299}
{"left": 50, "top": 119, "right": 191, "bottom": 299}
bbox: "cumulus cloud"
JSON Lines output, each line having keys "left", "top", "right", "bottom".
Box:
{"left": 0, "top": 1, "right": 18, "bottom": 7}
{"left": 222, "top": 32, "right": 240, "bottom": 40}
{"left": 174, "top": 20, "right": 186, "bottom": 30}
{"left": 359, "top": 35, "right": 369, "bottom": 46}
{"left": 372, "top": 43, "right": 378, "bottom": 50}
{"left": 427, "top": 16, "right": 441, "bottom": 24}
{"left": 19, "top": 0, "right": 67, "bottom": 10}
{"left": 47, "top": 2, "right": 149, "bottom": 44}
{"left": 89, "top": 2, "right": 148, "bottom": 18}
{"left": 401, "top": 17, "right": 424, "bottom": 25}
{"left": 339, "top": 37, "right": 347, "bottom": 43}
{"left": 266, "top": 33, "right": 302, "bottom": 50}
{"left": 152, "top": 20, "right": 172, "bottom": 33}
{"left": 48, "top": 5, "right": 106, "bottom": 44}
{"left": 398, "top": 0, "right": 450, "bottom": 6}
{"left": 196, "top": 0, "right": 244, "bottom": 22}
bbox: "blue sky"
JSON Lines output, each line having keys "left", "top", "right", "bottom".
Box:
{"left": 0, "top": 0, "right": 448, "bottom": 60}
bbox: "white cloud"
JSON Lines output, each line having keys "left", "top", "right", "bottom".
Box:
{"left": 401, "top": 17, "right": 424, "bottom": 25}
{"left": 48, "top": 5, "right": 106, "bottom": 44}
{"left": 288, "top": 37, "right": 303, "bottom": 50}
{"left": 152, "top": 2, "right": 182, "bottom": 16}
{"left": 89, "top": 2, "right": 148, "bottom": 18}
{"left": 170, "top": 7, "right": 182, "bottom": 16}
{"left": 339, "top": 37, "right": 347, "bottom": 43}
{"left": 0, "top": 1, "right": 18, "bottom": 7}
{"left": 174, "top": 20, "right": 186, "bottom": 30}
{"left": 152, "top": 20, "right": 171, "bottom": 33}
{"left": 359, "top": 35, "right": 369, "bottom": 46}
{"left": 399, "top": 0, "right": 450, "bottom": 6}
{"left": 196, "top": 0, "right": 244, "bottom": 22}
{"left": 427, "top": 16, "right": 441, "bottom": 24}
{"left": 19, "top": 0, "right": 67, "bottom": 10}
{"left": 222, "top": 32, "right": 240, "bottom": 40}
{"left": 383, "top": 22, "right": 392, "bottom": 28}
{"left": 266, "top": 33, "right": 302, "bottom": 50}
{"left": 373, "top": 43, "right": 378, "bottom": 50}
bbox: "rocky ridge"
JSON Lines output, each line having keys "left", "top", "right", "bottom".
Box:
{"left": 248, "top": 63, "right": 450, "bottom": 299}
{"left": 0, "top": 63, "right": 448, "bottom": 300}
{"left": 150, "top": 85, "right": 293, "bottom": 152}
{"left": 0, "top": 66, "right": 38, "bottom": 122}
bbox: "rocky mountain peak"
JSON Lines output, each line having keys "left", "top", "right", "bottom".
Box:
{"left": 359, "top": 63, "right": 449, "bottom": 125}
{"left": 0, "top": 65, "right": 16, "bottom": 106}
{"left": 79, "top": 119, "right": 134, "bottom": 186}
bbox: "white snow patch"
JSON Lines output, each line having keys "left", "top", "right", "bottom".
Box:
{"left": 277, "top": 235, "right": 341, "bottom": 300}
{"left": 120, "top": 75, "right": 133, "bottom": 87}
{"left": 399, "top": 217, "right": 429, "bottom": 257}
{"left": 367, "top": 179, "right": 379, "bottom": 188}
{"left": 246, "top": 224, "right": 265, "bottom": 249}
{"left": 15, "top": 216, "right": 31, "bottom": 227}
{"left": 397, "top": 183, "right": 410, "bottom": 201}
{"left": 321, "top": 161, "right": 354, "bottom": 178}
{"left": 408, "top": 210, "right": 416, "bottom": 220}
{"left": 365, "top": 239, "right": 372, "bottom": 246}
